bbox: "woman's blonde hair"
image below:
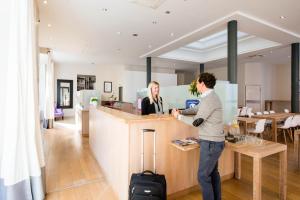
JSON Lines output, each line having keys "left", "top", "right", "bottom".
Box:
{"left": 147, "top": 81, "right": 161, "bottom": 104}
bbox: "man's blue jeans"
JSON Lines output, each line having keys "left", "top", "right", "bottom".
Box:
{"left": 198, "top": 140, "right": 225, "bottom": 200}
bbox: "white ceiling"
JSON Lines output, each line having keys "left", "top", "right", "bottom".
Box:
{"left": 159, "top": 29, "right": 281, "bottom": 63}
{"left": 38, "top": 0, "right": 300, "bottom": 70}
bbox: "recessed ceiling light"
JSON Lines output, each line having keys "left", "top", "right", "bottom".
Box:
{"left": 170, "top": 32, "right": 174, "bottom": 37}
{"left": 165, "top": 10, "right": 171, "bottom": 14}
{"left": 91, "top": 62, "right": 95, "bottom": 65}
{"left": 280, "top": 16, "right": 286, "bottom": 19}
{"left": 132, "top": 33, "right": 138, "bottom": 37}
{"left": 102, "top": 8, "right": 108, "bottom": 12}
{"left": 47, "top": 24, "right": 52, "bottom": 27}
{"left": 116, "top": 31, "right": 121, "bottom": 35}
{"left": 43, "top": 0, "right": 48, "bottom": 4}
{"left": 152, "top": 21, "right": 158, "bottom": 24}
{"left": 148, "top": 45, "right": 152, "bottom": 48}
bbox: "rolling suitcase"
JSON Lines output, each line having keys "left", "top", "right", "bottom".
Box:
{"left": 129, "top": 129, "right": 167, "bottom": 200}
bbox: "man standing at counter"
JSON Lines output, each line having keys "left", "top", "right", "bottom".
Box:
{"left": 172, "top": 73, "right": 224, "bottom": 200}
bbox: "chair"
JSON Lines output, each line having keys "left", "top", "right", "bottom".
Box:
{"left": 236, "top": 108, "right": 241, "bottom": 117}
{"left": 54, "top": 105, "right": 64, "bottom": 121}
{"left": 277, "top": 116, "right": 293, "bottom": 144}
{"left": 269, "top": 110, "right": 276, "bottom": 114}
{"left": 291, "top": 115, "right": 300, "bottom": 130}
{"left": 263, "top": 111, "right": 270, "bottom": 115}
{"left": 284, "top": 109, "right": 290, "bottom": 113}
{"left": 240, "top": 107, "right": 247, "bottom": 116}
{"left": 296, "top": 115, "right": 300, "bottom": 127}
{"left": 246, "top": 107, "right": 254, "bottom": 117}
{"left": 256, "top": 112, "right": 262, "bottom": 115}
{"left": 247, "top": 119, "right": 266, "bottom": 138}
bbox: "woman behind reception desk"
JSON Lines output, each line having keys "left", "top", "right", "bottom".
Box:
{"left": 141, "top": 81, "right": 164, "bottom": 115}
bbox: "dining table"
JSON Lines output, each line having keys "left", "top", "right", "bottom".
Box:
{"left": 237, "top": 117, "right": 260, "bottom": 134}
{"left": 252, "top": 113, "right": 295, "bottom": 142}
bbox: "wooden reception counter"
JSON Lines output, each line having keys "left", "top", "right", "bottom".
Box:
{"left": 89, "top": 106, "right": 234, "bottom": 200}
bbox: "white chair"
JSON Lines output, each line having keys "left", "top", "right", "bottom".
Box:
{"left": 240, "top": 107, "right": 247, "bottom": 116}
{"left": 247, "top": 119, "right": 266, "bottom": 138}
{"left": 256, "top": 112, "right": 262, "bottom": 115}
{"left": 246, "top": 107, "right": 253, "bottom": 117}
{"left": 263, "top": 111, "right": 270, "bottom": 115}
{"left": 284, "top": 109, "right": 290, "bottom": 113}
{"left": 278, "top": 116, "right": 293, "bottom": 144}
{"left": 291, "top": 115, "right": 300, "bottom": 130}
{"left": 236, "top": 108, "right": 241, "bottom": 117}
{"left": 296, "top": 115, "right": 300, "bottom": 127}
{"left": 269, "top": 110, "right": 275, "bottom": 114}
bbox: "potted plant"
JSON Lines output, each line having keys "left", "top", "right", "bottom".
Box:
{"left": 189, "top": 80, "right": 200, "bottom": 97}
{"left": 185, "top": 80, "right": 200, "bottom": 109}
{"left": 90, "top": 97, "right": 98, "bottom": 106}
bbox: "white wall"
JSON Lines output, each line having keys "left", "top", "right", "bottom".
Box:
{"left": 205, "top": 66, "right": 228, "bottom": 81}
{"left": 122, "top": 71, "right": 177, "bottom": 103}
{"left": 204, "top": 62, "right": 291, "bottom": 110}
{"left": 54, "top": 63, "right": 125, "bottom": 116}
{"left": 272, "top": 64, "right": 290, "bottom": 100}
{"left": 54, "top": 64, "right": 177, "bottom": 116}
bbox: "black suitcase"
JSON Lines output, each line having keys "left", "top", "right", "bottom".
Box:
{"left": 129, "top": 129, "right": 167, "bottom": 200}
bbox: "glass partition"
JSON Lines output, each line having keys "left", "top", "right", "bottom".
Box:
{"left": 137, "top": 80, "right": 237, "bottom": 124}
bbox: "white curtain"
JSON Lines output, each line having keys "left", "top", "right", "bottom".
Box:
{"left": 0, "top": 0, "right": 45, "bottom": 199}
{"left": 44, "top": 52, "right": 54, "bottom": 121}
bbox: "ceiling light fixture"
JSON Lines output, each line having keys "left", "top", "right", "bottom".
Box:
{"left": 132, "top": 33, "right": 138, "bottom": 37}
{"left": 117, "top": 31, "right": 121, "bottom": 35}
{"left": 47, "top": 24, "right": 52, "bottom": 27}
{"left": 152, "top": 21, "right": 158, "bottom": 24}
{"left": 280, "top": 16, "right": 286, "bottom": 19}
{"left": 43, "top": 0, "right": 48, "bottom": 4}
{"left": 170, "top": 32, "right": 174, "bottom": 37}
{"left": 128, "top": 0, "right": 166, "bottom": 9}
{"left": 102, "top": 8, "right": 108, "bottom": 12}
{"left": 165, "top": 10, "right": 171, "bottom": 14}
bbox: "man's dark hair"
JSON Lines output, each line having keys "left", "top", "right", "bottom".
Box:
{"left": 197, "top": 73, "right": 216, "bottom": 89}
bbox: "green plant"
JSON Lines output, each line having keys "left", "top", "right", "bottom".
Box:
{"left": 189, "top": 80, "right": 200, "bottom": 97}
{"left": 90, "top": 97, "right": 98, "bottom": 103}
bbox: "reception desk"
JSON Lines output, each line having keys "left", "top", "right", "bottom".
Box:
{"left": 89, "top": 106, "right": 235, "bottom": 200}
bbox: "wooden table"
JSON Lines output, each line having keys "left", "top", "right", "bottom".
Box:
{"left": 253, "top": 113, "right": 294, "bottom": 142}
{"left": 172, "top": 140, "right": 287, "bottom": 200}
{"left": 227, "top": 141, "right": 287, "bottom": 200}
{"left": 294, "top": 130, "right": 300, "bottom": 169}
{"left": 237, "top": 117, "right": 259, "bottom": 134}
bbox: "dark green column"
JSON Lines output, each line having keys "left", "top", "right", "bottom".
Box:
{"left": 291, "top": 43, "right": 299, "bottom": 113}
{"left": 146, "top": 57, "right": 151, "bottom": 86}
{"left": 227, "top": 20, "right": 238, "bottom": 84}
{"left": 200, "top": 63, "right": 204, "bottom": 73}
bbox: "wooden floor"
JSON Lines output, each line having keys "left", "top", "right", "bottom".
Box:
{"left": 45, "top": 119, "right": 300, "bottom": 200}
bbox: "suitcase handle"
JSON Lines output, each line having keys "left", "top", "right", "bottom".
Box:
{"left": 141, "top": 170, "right": 156, "bottom": 176}
{"left": 141, "top": 129, "right": 156, "bottom": 173}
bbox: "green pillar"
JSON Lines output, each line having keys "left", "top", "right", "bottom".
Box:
{"left": 291, "top": 43, "right": 299, "bottom": 113}
{"left": 147, "top": 57, "right": 151, "bottom": 86}
{"left": 227, "top": 20, "right": 237, "bottom": 83}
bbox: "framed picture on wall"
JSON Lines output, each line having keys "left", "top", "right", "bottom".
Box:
{"left": 104, "top": 81, "right": 112, "bottom": 93}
